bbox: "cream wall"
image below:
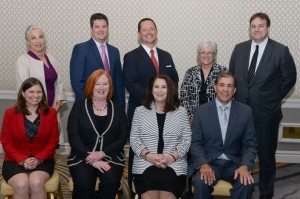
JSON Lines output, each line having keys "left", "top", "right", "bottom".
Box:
{"left": 0, "top": 0, "right": 299, "bottom": 96}
{"left": 1, "top": 0, "right": 300, "bottom": 160}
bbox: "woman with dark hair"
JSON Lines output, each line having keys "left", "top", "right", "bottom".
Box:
{"left": 130, "top": 74, "right": 191, "bottom": 199}
{"left": 0, "top": 77, "right": 59, "bottom": 199}
{"left": 67, "top": 69, "right": 129, "bottom": 199}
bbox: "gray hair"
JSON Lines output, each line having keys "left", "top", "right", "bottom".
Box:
{"left": 196, "top": 41, "right": 218, "bottom": 64}
{"left": 25, "top": 25, "right": 46, "bottom": 50}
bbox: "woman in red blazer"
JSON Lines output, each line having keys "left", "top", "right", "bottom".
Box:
{"left": 0, "top": 77, "right": 59, "bottom": 199}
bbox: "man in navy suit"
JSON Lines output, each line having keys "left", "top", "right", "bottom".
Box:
{"left": 229, "top": 13, "right": 296, "bottom": 199}
{"left": 70, "top": 13, "right": 125, "bottom": 106}
{"left": 189, "top": 71, "right": 257, "bottom": 199}
{"left": 123, "top": 18, "right": 179, "bottom": 199}
{"left": 123, "top": 18, "right": 179, "bottom": 125}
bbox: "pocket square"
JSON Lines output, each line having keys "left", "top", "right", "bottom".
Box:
{"left": 166, "top": 65, "right": 172, "bottom": 67}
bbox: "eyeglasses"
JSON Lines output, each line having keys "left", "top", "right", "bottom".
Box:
{"left": 199, "top": 52, "right": 214, "bottom": 56}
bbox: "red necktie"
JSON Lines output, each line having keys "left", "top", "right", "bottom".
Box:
{"left": 100, "top": 45, "right": 110, "bottom": 72}
{"left": 150, "top": 49, "right": 159, "bottom": 73}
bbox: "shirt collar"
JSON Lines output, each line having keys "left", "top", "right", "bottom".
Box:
{"left": 215, "top": 99, "right": 232, "bottom": 110}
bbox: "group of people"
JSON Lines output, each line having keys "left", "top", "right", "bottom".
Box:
{"left": 0, "top": 11, "right": 296, "bottom": 199}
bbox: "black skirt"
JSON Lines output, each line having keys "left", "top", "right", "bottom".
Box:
{"left": 2, "top": 159, "right": 55, "bottom": 181}
{"left": 133, "top": 166, "right": 186, "bottom": 198}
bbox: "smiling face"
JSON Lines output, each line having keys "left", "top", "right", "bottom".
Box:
{"left": 198, "top": 46, "right": 215, "bottom": 67}
{"left": 152, "top": 78, "right": 168, "bottom": 104}
{"left": 27, "top": 28, "right": 46, "bottom": 53}
{"left": 92, "top": 74, "right": 109, "bottom": 101}
{"left": 22, "top": 84, "right": 43, "bottom": 108}
{"left": 91, "top": 19, "right": 108, "bottom": 44}
{"left": 138, "top": 20, "right": 157, "bottom": 48}
{"left": 214, "top": 76, "right": 236, "bottom": 105}
{"left": 250, "top": 17, "right": 270, "bottom": 44}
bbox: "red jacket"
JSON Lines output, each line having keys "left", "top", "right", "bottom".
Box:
{"left": 0, "top": 106, "right": 59, "bottom": 164}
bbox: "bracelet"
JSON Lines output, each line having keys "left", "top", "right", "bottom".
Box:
{"left": 169, "top": 154, "right": 176, "bottom": 162}
{"left": 144, "top": 152, "right": 151, "bottom": 160}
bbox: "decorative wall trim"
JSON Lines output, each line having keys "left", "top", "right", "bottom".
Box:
{"left": 1, "top": 90, "right": 300, "bottom": 107}
{"left": 0, "top": 90, "right": 75, "bottom": 101}
{"left": 276, "top": 150, "right": 300, "bottom": 163}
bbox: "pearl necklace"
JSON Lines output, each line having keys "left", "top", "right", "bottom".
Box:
{"left": 93, "top": 104, "right": 107, "bottom": 111}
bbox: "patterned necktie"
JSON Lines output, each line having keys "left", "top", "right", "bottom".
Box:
{"left": 220, "top": 105, "right": 228, "bottom": 143}
{"left": 100, "top": 45, "right": 110, "bottom": 72}
{"left": 150, "top": 49, "right": 159, "bottom": 73}
{"left": 247, "top": 45, "right": 259, "bottom": 84}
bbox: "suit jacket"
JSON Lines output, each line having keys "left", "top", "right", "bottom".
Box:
{"left": 16, "top": 53, "right": 67, "bottom": 105}
{"left": 229, "top": 38, "right": 297, "bottom": 126}
{"left": 70, "top": 38, "right": 125, "bottom": 106}
{"left": 130, "top": 103, "right": 191, "bottom": 175}
{"left": 67, "top": 99, "right": 129, "bottom": 167}
{"left": 188, "top": 100, "right": 257, "bottom": 177}
{"left": 0, "top": 107, "right": 59, "bottom": 163}
{"left": 123, "top": 45, "right": 179, "bottom": 122}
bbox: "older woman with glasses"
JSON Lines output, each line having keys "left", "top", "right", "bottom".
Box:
{"left": 180, "top": 41, "right": 227, "bottom": 124}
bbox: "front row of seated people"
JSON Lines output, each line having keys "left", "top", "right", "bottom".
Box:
{"left": 0, "top": 70, "right": 257, "bottom": 199}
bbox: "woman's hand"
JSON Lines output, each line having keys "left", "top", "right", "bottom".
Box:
{"left": 23, "top": 157, "right": 41, "bottom": 170}
{"left": 86, "top": 151, "right": 106, "bottom": 165}
{"left": 55, "top": 101, "right": 63, "bottom": 112}
{"left": 92, "top": 161, "right": 111, "bottom": 173}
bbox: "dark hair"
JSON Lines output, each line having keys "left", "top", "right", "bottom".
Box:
{"left": 138, "top": 18, "right": 157, "bottom": 32}
{"left": 84, "top": 69, "right": 113, "bottom": 100}
{"left": 143, "top": 74, "right": 180, "bottom": 112}
{"left": 90, "top": 13, "right": 109, "bottom": 28}
{"left": 15, "top": 77, "right": 49, "bottom": 115}
{"left": 215, "top": 70, "right": 237, "bottom": 87}
{"left": 250, "top": 12, "right": 271, "bottom": 27}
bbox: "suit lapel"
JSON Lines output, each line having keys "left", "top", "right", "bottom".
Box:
{"left": 16, "top": 113, "right": 31, "bottom": 141}
{"left": 88, "top": 38, "right": 103, "bottom": 68}
{"left": 251, "top": 39, "right": 273, "bottom": 84}
{"left": 242, "top": 41, "right": 252, "bottom": 83}
{"left": 138, "top": 46, "right": 157, "bottom": 74}
{"left": 208, "top": 102, "right": 224, "bottom": 142}
{"left": 224, "top": 101, "right": 238, "bottom": 144}
{"left": 107, "top": 44, "right": 114, "bottom": 75}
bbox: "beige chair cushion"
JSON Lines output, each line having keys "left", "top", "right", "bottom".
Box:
{"left": 211, "top": 179, "right": 232, "bottom": 196}
{"left": 1, "top": 170, "right": 60, "bottom": 196}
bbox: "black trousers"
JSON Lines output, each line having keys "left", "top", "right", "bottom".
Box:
{"left": 255, "top": 123, "right": 279, "bottom": 198}
{"left": 69, "top": 161, "right": 123, "bottom": 199}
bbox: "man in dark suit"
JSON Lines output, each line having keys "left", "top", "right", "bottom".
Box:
{"left": 70, "top": 13, "right": 125, "bottom": 106}
{"left": 123, "top": 18, "right": 179, "bottom": 125}
{"left": 123, "top": 18, "right": 179, "bottom": 199}
{"left": 229, "top": 13, "right": 297, "bottom": 199}
{"left": 189, "top": 71, "right": 257, "bottom": 199}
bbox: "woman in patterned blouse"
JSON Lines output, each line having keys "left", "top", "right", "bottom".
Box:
{"left": 180, "top": 41, "right": 227, "bottom": 124}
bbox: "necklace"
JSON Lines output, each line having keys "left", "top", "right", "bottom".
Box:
{"left": 93, "top": 104, "right": 107, "bottom": 111}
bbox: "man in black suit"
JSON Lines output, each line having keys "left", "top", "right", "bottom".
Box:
{"left": 189, "top": 71, "right": 257, "bottom": 199}
{"left": 123, "top": 18, "right": 179, "bottom": 198}
{"left": 229, "top": 12, "right": 297, "bottom": 199}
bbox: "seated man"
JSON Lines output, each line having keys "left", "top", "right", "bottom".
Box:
{"left": 188, "top": 71, "right": 257, "bottom": 199}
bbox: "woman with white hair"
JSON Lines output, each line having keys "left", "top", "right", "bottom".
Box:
{"left": 15, "top": 25, "right": 67, "bottom": 143}
{"left": 180, "top": 41, "right": 227, "bottom": 124}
